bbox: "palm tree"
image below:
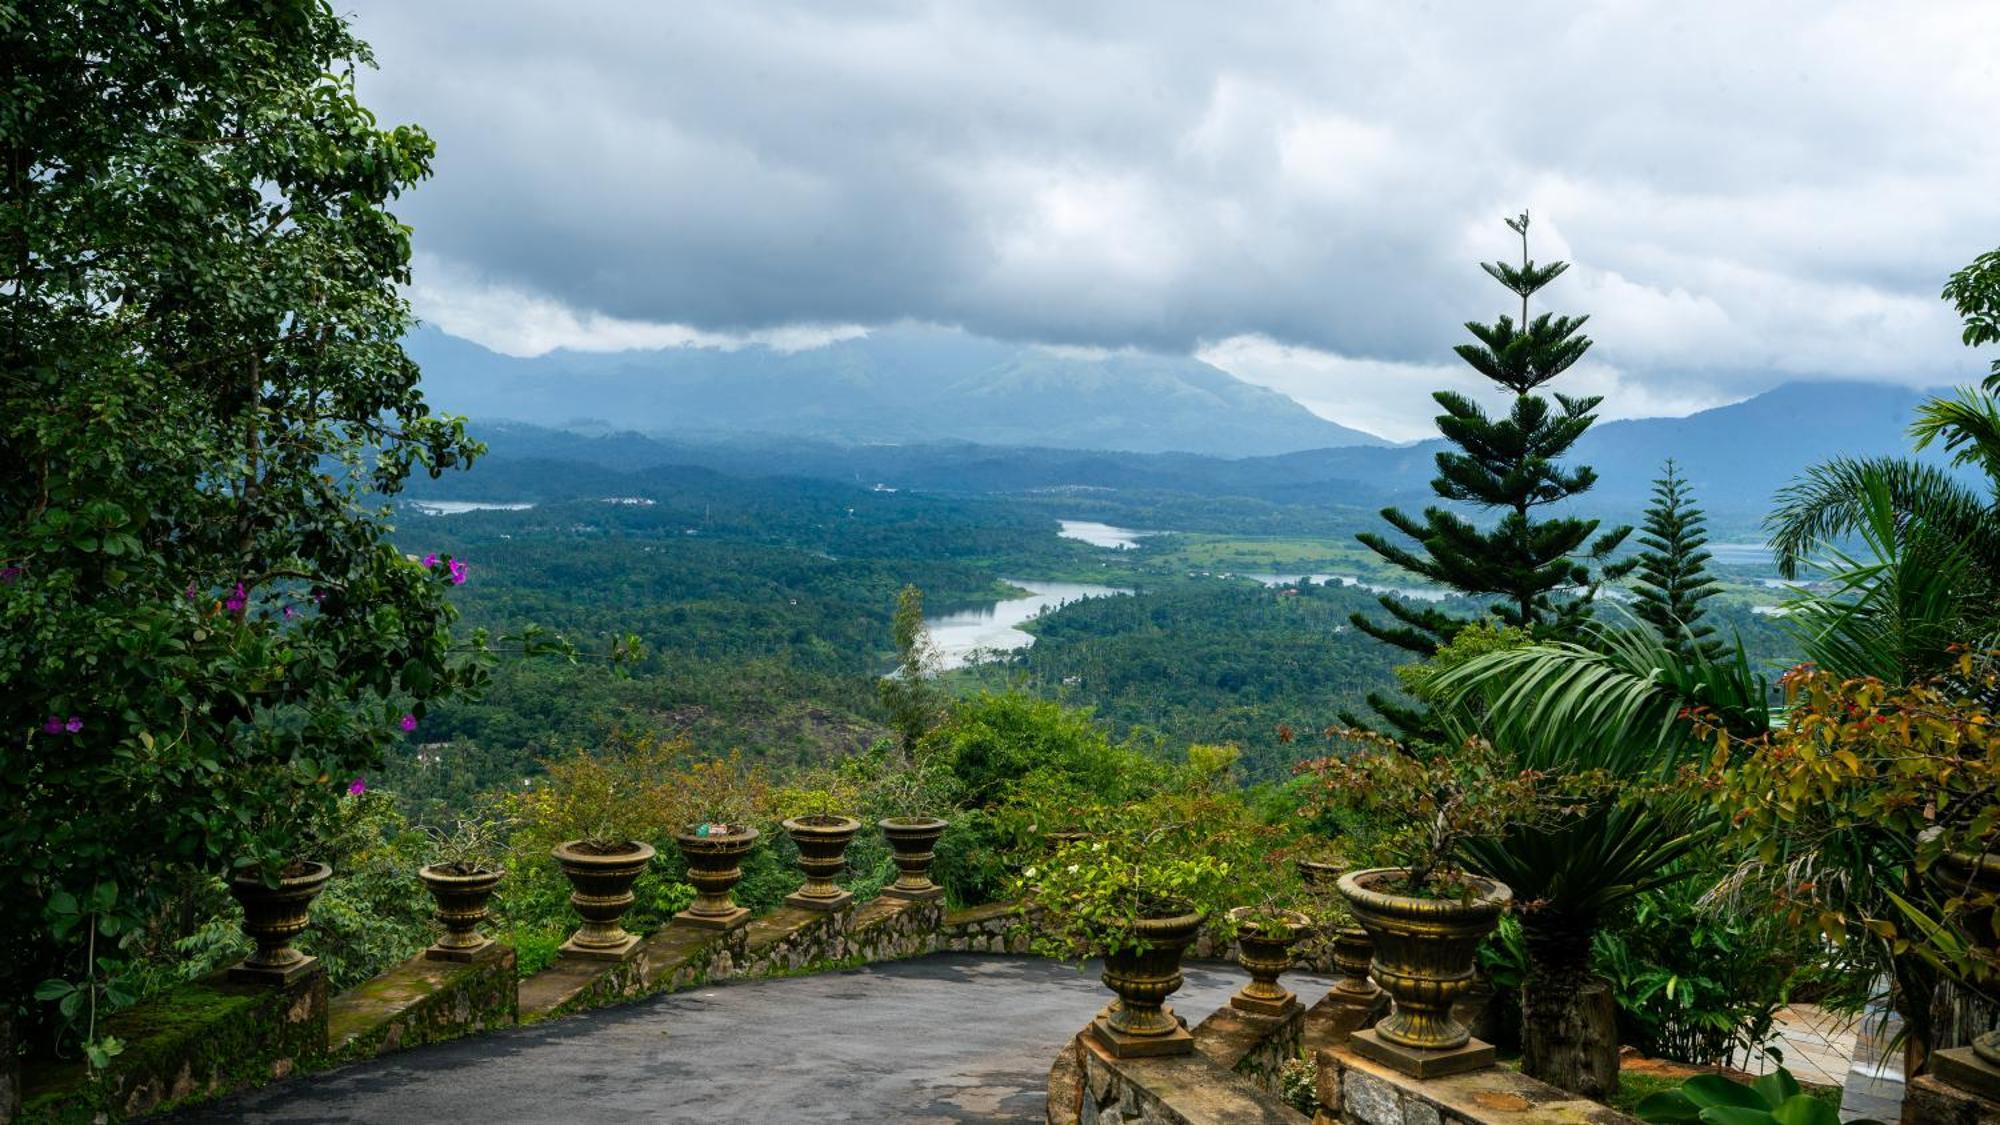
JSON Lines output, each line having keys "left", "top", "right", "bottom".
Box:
{"left": 1427, "top": 621, "right": 1763, "bottom": 1096}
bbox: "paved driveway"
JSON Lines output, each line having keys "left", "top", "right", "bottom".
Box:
{"left": 174, "top": 953, "right": 1329, "bottom": 1124}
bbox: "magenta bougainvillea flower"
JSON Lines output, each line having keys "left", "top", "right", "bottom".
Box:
{"left": 283, "top": 605, "right": 296, "bottom": 619}
{"left": 347, "top": 777, "right": 368, "bottom": 797}
{"left": 224, "top": 582, "right": 247, "bottom": 614}
{"left": 400, "top": 713, "right": 418, "bottom": 733}
{"left": 42, "top": 717, "right": 63, "bottom": 735}
{"left": 447, "top": 559, "right": 468, "bottom": 585}
{"left": 64, "top": 716, "right": 82, "bottom": 733}
{"left": 0, "top": 566, "right": 21, "bottom": 583}
{"left": 422, "top": 553, "right": 438, "bottom": 569}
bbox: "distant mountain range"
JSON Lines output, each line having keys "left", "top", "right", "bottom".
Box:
{"left": 406, "top": 324, "right": 1388, "bottom": 457}
{"left": 411, "top": 380, "right": 1952, "bottom": 523}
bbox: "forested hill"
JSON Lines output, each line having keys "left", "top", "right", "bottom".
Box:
{"left": 413, "top": 379, "right": 1948, "bottom": 522}
{"left": 406, "top": 323, "right": 1387, "bottom": 458}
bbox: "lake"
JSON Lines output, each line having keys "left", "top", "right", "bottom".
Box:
{"left": 1245, "top": 572, "right": 1451, "bottom": 603}
{"left": 1058, "top": 520, "right": 1153, "bottom": 550}
{"left": 925, "top": 579, "right": 1129, "bottom": 670}
{"left": 409, "top": 500, "right": 537, "bottom": 515}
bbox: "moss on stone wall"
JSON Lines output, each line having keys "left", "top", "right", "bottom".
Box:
{"left": 20, "top": 969, "right": 327, "bottom": 1123}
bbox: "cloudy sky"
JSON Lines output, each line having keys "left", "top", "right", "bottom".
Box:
{"left": 348, "top": 1, "right": 1999, "bottom": 441}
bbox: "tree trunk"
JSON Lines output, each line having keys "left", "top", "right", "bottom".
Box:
{"left": 1520, "top": 919, "right": 1620, "bottom": 1099}
{"left": 1, "top": 1008, "right": 19, "bottom": 1123}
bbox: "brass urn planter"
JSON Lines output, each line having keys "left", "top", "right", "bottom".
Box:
{"left": 1093, "top": 903, "right": 1205, "bottom": 1057}
{"left": 1227, "top": 907, "right": 1313, "bottom": 1017}
{"left": 879, "top": 816, "right": 949, "bottom": 901}
{"left": 1296, "top": 857, "right": 1343, "bottom": 894}
{"left": 228, "top": 861, "right": 333, "bottom": 984}
{"left": 418, "top": 864, "right": 505, "bottom": 962}
{"left": 673, "top": 825, "right": 759, "bottom": 929}
{"left": 1931, "top": 845, "right": 2000, "bottom": 1099}
{"left": 1336, "top": 867, "right": 1512, "bottom": 1078}
{"left": 1328, "top": 924, "right": 1384, "bottom": 1010}
{"left": 552, "top": 840, "right": 656, "bottom": 960}
{"left": 783, "top": 815, "right": 862, "bottom": 911}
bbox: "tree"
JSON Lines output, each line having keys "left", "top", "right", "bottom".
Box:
{"left": 0, "top": 1, "right": 501, "bottom": 1059}
{"left": 1631, "top": 460, "right": 1725, "bottom": 660}
{"left": 1350, "top": 211, "right": 1632, "bottom": 729}
{"left": 878, "top": 584, "right": 945, "bottom": 755}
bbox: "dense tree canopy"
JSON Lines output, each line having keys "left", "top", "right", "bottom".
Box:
{"left": 0, "top": 0, "right": 488, "bottom": 1046}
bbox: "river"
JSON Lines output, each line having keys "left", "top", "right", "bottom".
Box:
{"left": 1057, "top": 520, "right": 1153, "bottom": 549}
{"left": 925, "top": 579, "right": 1129, "bottom": 670}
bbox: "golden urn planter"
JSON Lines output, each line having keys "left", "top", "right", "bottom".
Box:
{"left": 879, "top": 816, "right": 948, "bottom": 901}
{"left": 228, "top": 861, "right": 333, "bottom": 984}
{"left": 1228, "top": 907, "right": 1313, "bottom": 1017}
{"left": 673, "top": 825, "right": 759, "bottom": 929}
{"left": 418, "top": 864, "right": 505, "bottom": 962}
{"left": 1336, "top": 867, "right": 1511, "bottom": 1077}
{"left": 552, "top": 840, "right": 655, "bottom": 960}
{"left": 1931, "top": 845, "right": 2000, "bottom": 1099}
{"left": 1296, "top": 857, "right": 1344, "bottom": 894}
{"left": 1093, "top": 903, "right": 1205, "bottom": 1058}
{"left": 1329, "top": 924, "right": 1384, "bottom": 1010}
{"left": 783, "top": 814, "right": 862, "bottom": 911}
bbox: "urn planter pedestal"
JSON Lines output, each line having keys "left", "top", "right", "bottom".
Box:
{"left": 1336, "top": 866, "right": 1512, "bottom": 1079}
{"left": 674, "top": 826, "right": 759, "bottom": 930}
{"left": 1092, "top": 904, "right": 1205, "bottom": 1058}
{"left": 552, "top": 841, "right": 655, "bottom": 960}
{"left": 1227, "top": 907, "right": 1312, "bottom": 1018}
{"left": 228, "top": 861, "right": 334, "bottom": 985}
{"left": 1933, "top": 846, "right": 2000, "bottom": 1100}
{"left": 783, "top": 815, "right": 862, "bottom": 912}
{"left": 879, "top": 816, "right": 949, "bottom": 901}
{"left": 418, "top": 865, "right": 505, "bottom": 962}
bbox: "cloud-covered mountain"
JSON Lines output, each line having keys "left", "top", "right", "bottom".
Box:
{"left": 407, "top": 325, "right": 1390, "bottom": 457}
{"left": 414, "top": 376, "right": 1951, "bottom": 524}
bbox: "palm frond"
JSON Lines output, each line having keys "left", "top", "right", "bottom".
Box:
{"left": 1431, "top": 609, "right": 1769, "bottom": 777}
{"left": 1765, "top": 456, "right": 1999, "bottom": 580}
{"left": 1462, "top": 798, "right": 1711, "bottom": 924}
{"left": 1911, "top": 386, "right": 2000, "bottom": 484}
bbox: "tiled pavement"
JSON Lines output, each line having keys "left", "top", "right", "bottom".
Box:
{"left": 1735, "top": 1003, "right": 1903, "bottom": 1123}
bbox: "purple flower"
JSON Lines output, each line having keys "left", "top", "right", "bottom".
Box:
{"left": 185, "top": 583, "right": 198, "bottom": 601}
{"left": 422, "top": 553, "right": 438, "bottom": 569}
{"left": 400, "top": 713, "right": 417, "bottom": 733}
{"left": 313, "top": 591, "right": 326, "bottom": 604}
{"left": 64, "top": 716, "right": 82, "bottom": 734}
{"left": 224, "top": 582, "right": 247, "bottom": 614}
{"left": 283, "top": 605, "right": 296, "bottom": 619}
{"left": 42, "top": 716, "right": 63, "bottom": 735}
{"left": 0, "top": 566, "right": 21, "bottom": 584}
{"left": 347, "top": 777, "right": 368, "bottom": 797}
{"left": 447, "top": 559, "right": 468, "bottom": 586}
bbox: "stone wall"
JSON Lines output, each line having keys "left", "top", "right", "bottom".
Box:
{"left": 939, "top": 901, "right": 1038, "bottom": 954}
{"left": 20, "top": 969, "right": 326, "bottom": 1124}
{"left": 1311, "top": 1044, "right": 1638, "bottom": 1125}
{"left": 328, "top": 946, "right": 518, "bottom": 1061}
{"left": 1049, "top": 1030, "right": 1309, "bottom": 1125}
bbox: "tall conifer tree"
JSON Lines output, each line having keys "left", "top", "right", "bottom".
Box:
{"left": 1631, "top": 459, "right": 1725, "bottom": 660}
{"left": 1351, "top": 213, "right": 1632, "bottom": 727}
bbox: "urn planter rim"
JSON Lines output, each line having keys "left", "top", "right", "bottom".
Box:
{"left": 418, "top": 863, "right": 506, "bottom": 886}
{"left": 879, "top": 814, "right": 949, "bottom": 830}
{"left": 231, "top": 859, "right": 333, "bottom": 890}
{"left": 552, "top": 839, "right": 658, "bottom": 864}
{"left": 781, "top": 814, "right": 863, "bottom": 834}
{"left": 1226, "top": 905, "right": 1313, "bottom": 935}
{"left": 1336, "top": 866, "right": 1512, "bottom": 916}
{"left": 673, "top": 825, "right": 760, "bottom": 848}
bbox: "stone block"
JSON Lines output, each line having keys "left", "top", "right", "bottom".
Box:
{"left": 1348, "top": 1027, "right": 1496, "bottom": 1080}
{"left": 20, "top": 967, "right": 327, "bottom": 1122}
{"left": 1906, "top": 1072, "right": 2000, "bottom": 1125}
{"left": 327, "top": 944, "right": 517, "bottom": 1061}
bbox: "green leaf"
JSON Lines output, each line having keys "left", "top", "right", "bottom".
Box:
{"left": 1750, "top": 1069, "right": 1799, "bottom": 1107}
{"left": 1635, "top": 1090, "right": 1704, "bottom": 1123}
{"left": 1681, "top": 1074, "right": 1769, "bottom": 1110}
{"left": 1697, "top": 1109, "right": 1776, "bottom": 1125}
{"left": 1768, "top": 1095, "right": 1842, "bottom": 1125}
{"left": 33, "top": 979, "right": 75, "bottom": 1001}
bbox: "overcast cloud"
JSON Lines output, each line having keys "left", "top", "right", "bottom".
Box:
{"left": 350, "top": 1, "right": 2000, "bottom": 439}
